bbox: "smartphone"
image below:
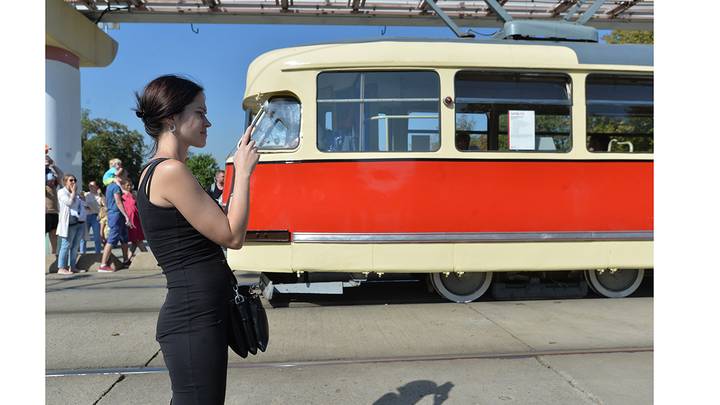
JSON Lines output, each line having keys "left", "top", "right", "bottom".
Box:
{"left": 239, "top": 101, "right": 269, "bottom": 148}
{"left": 256, "top": 118, "right": 287, "bottom": 149}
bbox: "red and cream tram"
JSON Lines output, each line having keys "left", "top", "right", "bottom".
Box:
{"left": 222, "top": 36, "right": 653, "bottom": 303}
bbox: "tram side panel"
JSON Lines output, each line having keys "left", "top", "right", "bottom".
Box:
{"left": 226, "top": 159, "right": 653, "bottom": 273}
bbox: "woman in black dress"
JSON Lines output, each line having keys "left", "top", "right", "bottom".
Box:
{"left": 134, "top": 75, "right": 259, "bottom": 404}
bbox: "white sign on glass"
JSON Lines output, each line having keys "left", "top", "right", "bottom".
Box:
{"left": 508, "top": 110, "right": 535, "bottom": 150}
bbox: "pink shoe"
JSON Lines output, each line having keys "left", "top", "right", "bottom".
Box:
{"left": 97, "top": 265, "right": 114, "bottom": 273}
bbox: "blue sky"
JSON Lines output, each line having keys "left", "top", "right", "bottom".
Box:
{"left": 80, "top": 23, "right": 611, "bottom": 165}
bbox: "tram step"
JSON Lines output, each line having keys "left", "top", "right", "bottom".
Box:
{"left": 491, "top": 281, "right": 588, "bottom": 300}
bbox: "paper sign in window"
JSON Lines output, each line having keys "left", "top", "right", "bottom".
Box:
{"left": 508, "top": 110, "right": 535, "bottom": 150}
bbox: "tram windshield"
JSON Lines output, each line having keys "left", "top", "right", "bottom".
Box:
{"left": 249, "top": 97, "right": 301, "bottom": 151}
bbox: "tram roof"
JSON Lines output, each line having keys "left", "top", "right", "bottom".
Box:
{"left": 243, "top": 38, "right": 651, "bottom": 102}
{"left": 247, "top": 37, "right": 652, "bottom": 75}
{"left": 311, "top": 37, "right": 649, "bottom": 65}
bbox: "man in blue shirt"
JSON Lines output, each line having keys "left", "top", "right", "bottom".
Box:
{"left": 98, "top": 175, "right": 134, "bottom": 272}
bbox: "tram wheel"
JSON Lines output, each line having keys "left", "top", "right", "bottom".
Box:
{"left": 583, "top": 271, "right": 599, "bottom": 295}
{"left": 585, "top": 269, "right": 645, "bottom": 298}
{"left": 430, "top": 272, "right": 493, "bottom": 303}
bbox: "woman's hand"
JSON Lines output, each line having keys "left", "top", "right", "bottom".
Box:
{"left": 234, "top": 125, "right": 260, "bottom": 178}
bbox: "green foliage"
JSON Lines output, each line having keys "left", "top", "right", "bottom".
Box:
{"left": 456, "top": 112, "right": 571, "bottom": 151}
{"left": 587, "top": 114, "right": 653, "bottom": 153}
{"left": 81, "top": 109, "right": 146, "bottom": 189}
{"left": 602, "top": 30, "right": 653, "bottom": 44}
{"left": 186, "top": 152, "right": 219, "bottom": 189}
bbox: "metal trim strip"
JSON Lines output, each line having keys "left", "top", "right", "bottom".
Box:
{"left": 292, "top": 231, "right": 653, "bottom": 243}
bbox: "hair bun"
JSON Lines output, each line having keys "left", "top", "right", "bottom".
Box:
{"left": 135, "top": 110, "right": 145, "bottom": 119}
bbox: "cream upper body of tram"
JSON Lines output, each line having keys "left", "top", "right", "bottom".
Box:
{"left": 222, "top": 38, "right": 653, "bottom": 301}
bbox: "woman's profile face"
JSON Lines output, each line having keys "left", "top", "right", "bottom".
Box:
{"left": 175, "top": 92, "right": 211, "bottom": 148}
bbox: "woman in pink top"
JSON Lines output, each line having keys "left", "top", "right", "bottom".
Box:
{"left": 121, "top": 178, "right": 147, "bottom": 255}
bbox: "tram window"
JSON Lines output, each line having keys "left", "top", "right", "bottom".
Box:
{"left": 317, "top": 72, "right": 361, "bottom": 100}
{"left": 456, "top": 113, "right": 487, "bottom": 150}
{"left": 317, "top": 71, "right": 440, "bottom": 152}
{"left": 249, "top": 97, "right": 301, "bottom": 151}
{"left": 454, "top": 72, "right": 572, "bottom": 152}
{"left": 586, "top": 75, "right": 653, "bottom": 153}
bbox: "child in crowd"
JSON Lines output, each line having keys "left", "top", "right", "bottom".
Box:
{"left": 102, "top": 158, "right": 124, "bottom": 186}
{"left": 120, "top": 178, "right": 146, "bottom": 255}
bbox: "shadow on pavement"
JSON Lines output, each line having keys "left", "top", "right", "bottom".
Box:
{"left": 268, "top": 274, "right": 654, "bottom": 308}
{"left": 45, "top": 273, "right": 163, "bottom": 292}
{"left": 267, "top": 280, "right": 445, "bottom": 308}
{"left": 374, "top": 380, "right": 454, "bottom": 405}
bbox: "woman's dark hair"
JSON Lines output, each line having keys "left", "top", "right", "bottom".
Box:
{"left": 134, "top": 75, "right": 204, "bottom": 155}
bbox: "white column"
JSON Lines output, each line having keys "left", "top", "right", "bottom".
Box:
{"left": 46, "top": 46, "right": 82, "bottom": 186}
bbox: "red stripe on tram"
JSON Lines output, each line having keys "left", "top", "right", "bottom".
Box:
{"left": 243, "top": 160, "right": 653, "bottom": 234}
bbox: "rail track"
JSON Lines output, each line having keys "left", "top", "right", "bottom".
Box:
{"left": 47, "top": 346, "right": 653, "bottom": 378}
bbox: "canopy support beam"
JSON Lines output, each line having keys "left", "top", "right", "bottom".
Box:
{"left": 422, "top": 0, "right": 475, "bottom": 38}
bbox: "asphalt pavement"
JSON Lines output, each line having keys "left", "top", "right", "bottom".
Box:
{"left": 46, "top": 270, "right": 653, "bottom": 404}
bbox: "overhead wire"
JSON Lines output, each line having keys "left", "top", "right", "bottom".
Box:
{"left": 93, "top": 5, "right": 131, "bottom": 25}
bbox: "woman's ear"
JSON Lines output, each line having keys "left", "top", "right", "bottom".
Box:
{"left": 163, "top": 117, "right": 177, "bottom": 133}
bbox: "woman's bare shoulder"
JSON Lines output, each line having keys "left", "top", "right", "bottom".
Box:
{"left": 142, "top": 158, "right": 188, "bottom": 183}
{"left": 153, "top": 159, "right": 194, "bottom": 183}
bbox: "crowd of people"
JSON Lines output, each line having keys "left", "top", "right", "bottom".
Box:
{"left": 45, "top": 148, "right": 226, "bottom": 275}
{"left": 45, "top": 151, "right": 146, "bottom": 274}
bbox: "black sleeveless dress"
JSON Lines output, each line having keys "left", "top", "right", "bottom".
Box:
{"left": 137, "top": 158, "right": 233, "bottom": 405}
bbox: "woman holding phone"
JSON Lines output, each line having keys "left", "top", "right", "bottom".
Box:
{"left": 134, "top": 75, "right": 259, "bottom": 405}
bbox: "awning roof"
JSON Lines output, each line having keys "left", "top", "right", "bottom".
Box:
{"left": 64, "top": 0, "right": 653, "bottom": 30}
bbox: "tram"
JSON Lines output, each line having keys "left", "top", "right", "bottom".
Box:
{"left": 222, "top": 29, "right": 653, "bottom": 303}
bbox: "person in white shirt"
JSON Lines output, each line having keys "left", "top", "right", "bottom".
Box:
{"left": 56, "top": 174, "right": 87, "bottom": 275}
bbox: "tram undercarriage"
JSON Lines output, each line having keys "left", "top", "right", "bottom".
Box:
{"left": 258, "top": 268, "right": 651, "bottom": 304}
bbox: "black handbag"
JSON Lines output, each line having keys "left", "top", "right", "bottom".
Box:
{"left": 227, "top": 277, "right": 269, "bottom": 358}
